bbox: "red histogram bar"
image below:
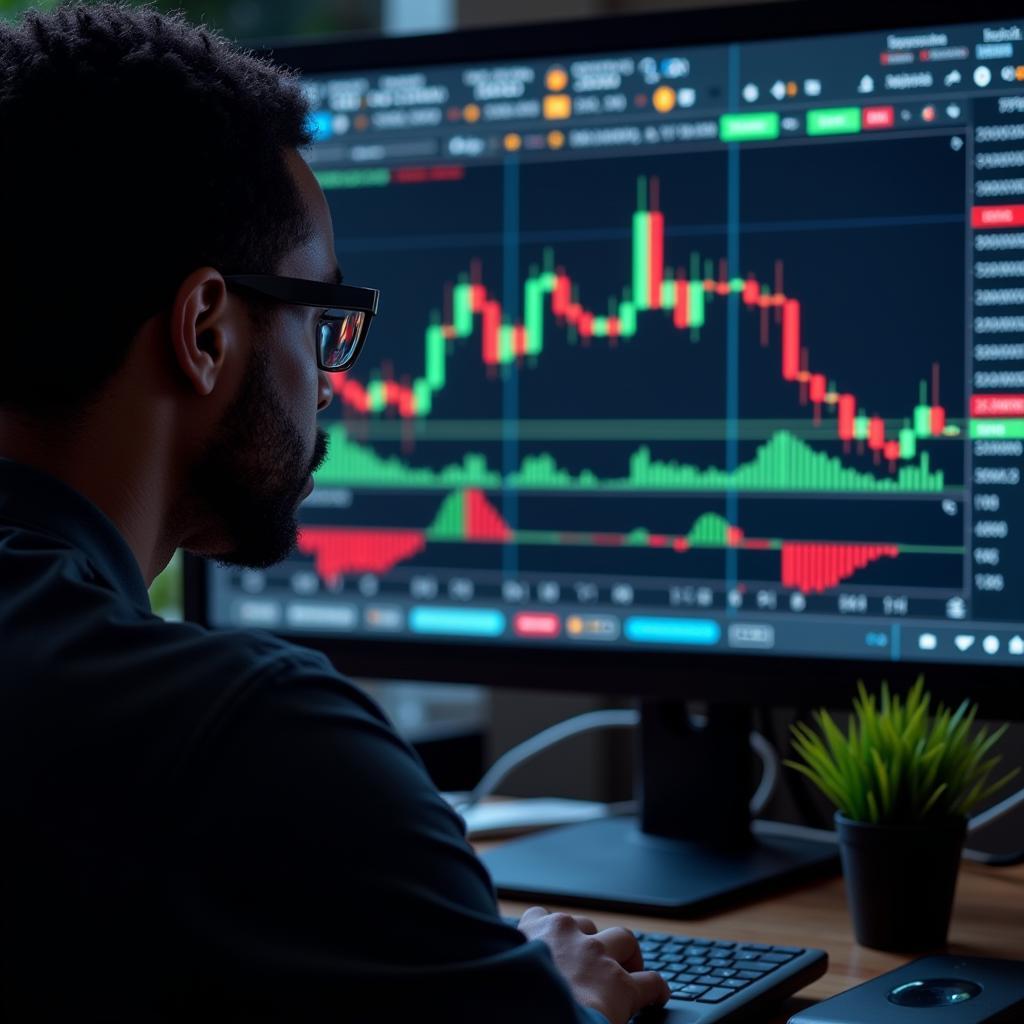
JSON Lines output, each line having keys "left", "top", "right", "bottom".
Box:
{"left": 297, "top": 527, "right": 426, "bottom": 583}
{"left": 971, "top": 393, "right": 1024, "bottom": 417}
{"left": 972, "top": 205, "right": 1024, "bottom": 229}
{"left": 465, "top": 488, "right": 512, "bottom": 541}
{"left": 781, "top": 542, "right": 899, "bottom": 594}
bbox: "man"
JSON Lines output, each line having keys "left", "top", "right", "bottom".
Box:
{"left": 0, "top": 5, "right": 669, "bottom": 1021}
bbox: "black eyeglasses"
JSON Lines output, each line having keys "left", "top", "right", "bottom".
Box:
{"left": 224, "top": 273, "right": 380, "bottom": 372}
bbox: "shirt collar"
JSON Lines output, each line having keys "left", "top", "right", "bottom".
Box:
{"left": 0, "top": 458, "right": 151, "bottom": 611}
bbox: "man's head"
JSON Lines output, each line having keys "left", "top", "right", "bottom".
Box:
{"left": 0, "top": 3, "right": 338, "bottom": 572}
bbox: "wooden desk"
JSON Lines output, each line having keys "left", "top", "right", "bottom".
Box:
{"left": 480, "top": 839, "right": 1024, "bottom": 1021}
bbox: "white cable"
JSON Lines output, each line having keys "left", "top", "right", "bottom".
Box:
{"left": 456, "top": 708, "right": 780, "bottom": 816}
{"left": 755, "top": 785, "right": 1024, "bottom": 865}
{"left": 749, "top": 730, "right": 780, "bottom": 817}
{"left": 455, "top": 709, "right": 640, "bottom": 813}
{"left": 966, "top": 784, "right": 1024, "bottom": 834}
{"left": 751, "top": 819, "right": 838, "bottom": 845}
{"left": 457, "top": 705, "right": 1021, "bottom": 860}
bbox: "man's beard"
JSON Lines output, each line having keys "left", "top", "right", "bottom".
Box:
{"left": 190, "top": 349, "right": 329, "bottom": 570}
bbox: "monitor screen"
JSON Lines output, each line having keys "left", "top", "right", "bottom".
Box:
{"left": 201, "top": 7, "right": 1024, "bottom": 671}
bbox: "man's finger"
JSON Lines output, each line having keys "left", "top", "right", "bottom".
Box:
{"left": 573, "top": 916, "right": 598, "bottom": 934}
{"left": 594, "top": 926, "right": 640, "bottom": 967}
{"left": 517, "top": 906, "right": 549, "bottom": 924}
{"left": 630, "top": 970, "right": 672, "bottom": 1013}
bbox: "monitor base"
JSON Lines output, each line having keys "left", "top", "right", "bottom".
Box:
{"left": 482, "top": 816, "right": 838, "bottom": 917}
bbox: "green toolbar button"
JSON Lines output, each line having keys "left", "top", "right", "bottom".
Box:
{"left": 807, "top": 107, "right": 862, "bottom": 136}
{"left": 720, "top": 112, "right": 780, "bottom": 142}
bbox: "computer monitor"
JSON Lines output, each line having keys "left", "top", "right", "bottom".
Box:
{"left": 185, "top": 0, "right": 1024, "bottom": 913}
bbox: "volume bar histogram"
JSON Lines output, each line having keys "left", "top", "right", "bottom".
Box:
{"left": 297, "top": 491, "right": 931, "bottom": 594}
{"left": 317, "top": 424, "right": 946, "bottom": 493}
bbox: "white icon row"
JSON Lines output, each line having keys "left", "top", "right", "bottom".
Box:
{"left": 919, "top": 632, "right": 1024, "bottom": 655}
{"left": 743, "top": 67, "right": 995, "bottom": 102}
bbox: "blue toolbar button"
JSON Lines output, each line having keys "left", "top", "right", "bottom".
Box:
{"left": 410, "top": 607, "right": 506, "bottom": 637}
{"left": 625, "top": 617, "right": 721, "bottom": 645}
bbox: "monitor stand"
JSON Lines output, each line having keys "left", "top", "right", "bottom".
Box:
{"left": 480, "top": 700, "right": 838, "bottom": 917}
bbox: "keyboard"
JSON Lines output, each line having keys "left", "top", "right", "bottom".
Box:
{"left": 505, "top": 917, "right": 827, "bottom": 1022}
{"left": 630, "top": 928, "right": 827, "bottom": 1021}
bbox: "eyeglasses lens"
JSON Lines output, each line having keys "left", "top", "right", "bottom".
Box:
{"left": 319, "top": 310, "right": 365, "bottom": 370}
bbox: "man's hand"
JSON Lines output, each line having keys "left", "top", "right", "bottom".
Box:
{"left": 516, "top": 906, "right": 670, "bottom": 1024}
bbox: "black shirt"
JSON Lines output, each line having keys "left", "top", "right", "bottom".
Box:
{"left": 0, "top": 458, "right": 605, "bottom": 1023}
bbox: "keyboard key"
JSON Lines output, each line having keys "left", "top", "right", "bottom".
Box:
{"left": 772, "top": 945, "right": 805, "bottom": 954}
{"left": 762, "top": 952, "right": 796, "bottom": 963}
{"left": 744, "top": 960, "right": 785, "bottom": 972}
{"left": 644, "top": 960, "right": 666, "bottom": 971}
{"left": 737, "top": 970, "right": 763, "bottom": 980}
{"left": 721, "top": 978, "right": 749, "bottom": 990}
{"left": 741, "top": 943, "right": 772, "bottom": 952}
{"left": 710, "top": 968, "right": 738, "bottom": 978}
{"left": 712, "top": 940, "right": 736, "bottom": 949}
{"left": 674, "top": 973, "right": 698, "bottom": 984}
{"left": 708, "top": 958, "right": 733, "bottom": 968}
{"left": 674, "top": 984, "right": 709, "bottom": 999}
{"left": 690, "top": 939, "right": 713, "bottom": 947}
{"left": 687, "top": 965, "right": 712, "bottom": 977}
{"left": 698, "top": 987, "right": 734, "bottom": 1003}
{"left": 733, "top": 951, "right": 760, "bottom": 961}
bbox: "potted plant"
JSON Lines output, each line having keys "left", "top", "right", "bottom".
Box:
{"left": 786, "top": 677, "right": 1018, "bottom": 952}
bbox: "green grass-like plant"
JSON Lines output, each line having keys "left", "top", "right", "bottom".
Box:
{"left": 786, "top": 677, "right": 1019, "bottom": 825}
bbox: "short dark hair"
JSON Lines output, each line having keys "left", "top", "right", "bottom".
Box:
{"left": 0, "top": 3, "right": 313, "bottom": 413}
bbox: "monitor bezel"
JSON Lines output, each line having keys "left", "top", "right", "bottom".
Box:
{"left": 186, "top": 0, "right": 1024, "bottom": 717}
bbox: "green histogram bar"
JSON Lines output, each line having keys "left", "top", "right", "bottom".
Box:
{"left": 317, "top": 424, "right": 946, "bottom": 492}
{"left": 425, "top": 490, "right": 466, "bottom": 539}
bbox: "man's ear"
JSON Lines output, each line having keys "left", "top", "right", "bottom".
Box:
{"left": 168, "top": 267, "right": 238, "bottom": 397}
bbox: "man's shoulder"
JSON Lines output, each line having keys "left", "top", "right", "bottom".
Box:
{"left": 0, "top": 521, "right": 388, "bottom": 780}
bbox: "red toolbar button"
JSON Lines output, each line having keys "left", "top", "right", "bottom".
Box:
{"left": 862, "top": 105, "right": 895, "bottom": 130}
{"left": 971, "top": 393, "right": 1024, "bottom": 417}
{"left": 972, "top": 205, "right": 1024, "bottom": 229}
{"left": 514, "top": 612, "right": 561, "bottom": 638}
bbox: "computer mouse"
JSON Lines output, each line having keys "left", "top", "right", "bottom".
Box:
{"left": 788, "top": 955, "right": 1024, "bottom": 1023}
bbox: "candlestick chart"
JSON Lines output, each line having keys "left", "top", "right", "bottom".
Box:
{"left": 302, "top": 135, "right": 968, "bottom": 600}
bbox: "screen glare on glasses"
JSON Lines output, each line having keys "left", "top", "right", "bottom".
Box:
{"left": 319, "top": 309, "right": 366, "bottom": 371}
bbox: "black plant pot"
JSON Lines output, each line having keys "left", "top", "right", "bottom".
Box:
{"left": 835, "top": 811, "right": 966, "bottom": 952}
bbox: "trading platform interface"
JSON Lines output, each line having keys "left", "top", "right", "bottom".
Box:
{"left": 206, "top": 16, "right": 1024, "bottom": 666}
